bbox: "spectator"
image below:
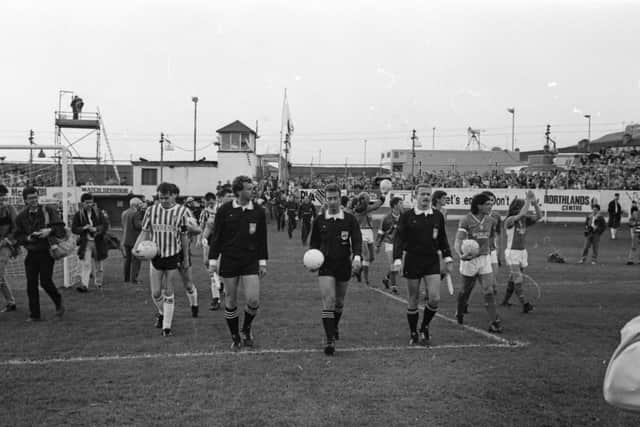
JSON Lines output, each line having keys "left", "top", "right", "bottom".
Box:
{"left": 72, "top": 193, "right": 109, "bottom": 292}
{"left": 580, "top": 204, "right": 606, "bottom": 265}
{"left": 121, "top": 197, "right": 143, "bottom": 284}
{"left": 14, "top": 187, "right": 65, "bottom": 321}
{"left": 608, "top": 193, "right": 623, "bottom": 240}
{"left": 0, "top": 184, "right": 17, "bottom": 312}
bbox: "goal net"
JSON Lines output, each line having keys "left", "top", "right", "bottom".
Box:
{"left": 0, "top": 146, "right": 80, "bottom": 288}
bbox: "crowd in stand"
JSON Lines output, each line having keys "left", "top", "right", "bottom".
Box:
{"left": 287, "top": 146, "right": 640, "bottom": 191}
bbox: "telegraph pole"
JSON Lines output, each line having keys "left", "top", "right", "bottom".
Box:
{"left": 410, "top": 129, "right": 417, "bottom": 183}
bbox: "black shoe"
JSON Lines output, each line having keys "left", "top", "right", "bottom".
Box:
{"left": 419, "top": 329, "right": 430, "bottom": 346}
{"left": 523, "top": 302, "right": 534, "bottom": 314}
{"left": 231, "top": 334, "right": 242, "bottom": 351}
{"left": 627, "top": 261, "right": 634, "bottom": 265}
{"left": 191, "top": 305, "right": 199, "bottom": 318}
{"left": 55, "top": 304, "right": 65, "bottom": 318}
{"left": 455, "top": 312, "right": 464, "bottom": 325}
{"left": 324, "top": 340, "right": 335, "bottom": 356}
{"left": 488, "top": 320, "right": 503, "bottom": 334}
{"left": 2, "top": 303, "right": 16, "bottom": 312}
{"left": 391, "top": 285, "right": 398, "bottom": 294}
{"left": 500, "top": 300, "right": 513, "bottom": 307}
{"left": 241, "top": 330, "right": 254, "bottom": 347}
{"left": 382, "top": 277, "right": 390, "bottom": 289}
{"left": 210, "top": 298, "right": 220, "bottom": 311}
{"left": 76, "top": 286, "right": 88, "bottom": 293}
{"left": 155, "top": 314, "right": 163, "bottom": 329}
{"left": 162, "top": 328, "right": 172, "bottom": 337}
{"left": 409, "top": 331, "right": 419, "bottom": 345}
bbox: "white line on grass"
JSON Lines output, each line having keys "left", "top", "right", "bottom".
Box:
{"left": 0, "top": 342, "right": 524, "bottom": 366}
{"left": 367, "top": 287, "right": 529, "bottom": 347}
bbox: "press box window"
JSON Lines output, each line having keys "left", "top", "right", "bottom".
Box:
{"left": 141, "top": 168, "right": 158, "bottom": 185}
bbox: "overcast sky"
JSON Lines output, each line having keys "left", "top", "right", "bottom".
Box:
{"left": 1, "top": 0, "right": 638, "bottom": 166}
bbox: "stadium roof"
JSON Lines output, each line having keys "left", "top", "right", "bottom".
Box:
{"left": 216, "top": 120, "right": 256, "bottom": 135}
{"left": 131, "top": 160, "right": 218, "bottom": 167}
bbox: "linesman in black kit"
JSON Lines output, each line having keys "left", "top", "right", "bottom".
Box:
{"left": 309, "top": 183, "right": 362, "bottom": 356}
{"left": 209, "top": 175, "right": 268, "bottom": 350}
{"left": 393, "top": 183, "right": 453, "bottom": 346}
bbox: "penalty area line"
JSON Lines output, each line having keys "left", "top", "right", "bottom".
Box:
{"left": 367, "top": 287, "right": 529, "bottom": 348}
{"left": 0, "top": 342, "right": 523, "bottom": 366}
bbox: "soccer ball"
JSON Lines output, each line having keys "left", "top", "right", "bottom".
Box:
{"left": 379, "top": 179, "right": 392, "bottom": 193}
{"left": 135, "top": 240, "right": 158, "bottom": 260}
{"left": 303, "top": 249, "right": 324, "bottom": 271}
{"left": 461, "top": 239, "right": 480, "bottom": 257}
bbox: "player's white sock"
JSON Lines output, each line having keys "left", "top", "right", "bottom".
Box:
{"left": 153, "top": 294, "right": 164, "bottom": 315}
{"left": 210, "top": 274, "right": 220, "bottom": 299}
{"left": 186, "top": 285, "right": 198, "bottom": 307}
{"left": 163, "top": 294, "right": 175, "bottom": 330}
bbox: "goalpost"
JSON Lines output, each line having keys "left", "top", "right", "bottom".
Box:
{"left": 0, "top": 145, "right": 79, "bottom": 288}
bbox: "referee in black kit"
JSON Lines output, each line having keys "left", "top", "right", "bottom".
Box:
{"left": 393, "top": 183, "right": 453, "bottom": 346}
{"left": 209, "top": 176, "right": 268, "bottom": 350}
{"left": 309, "top": 183, "right": 362, "bottom": 356}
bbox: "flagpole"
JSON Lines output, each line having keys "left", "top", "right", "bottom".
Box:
{"left": 278, "top": 89, "right": 287, "bottom": 190}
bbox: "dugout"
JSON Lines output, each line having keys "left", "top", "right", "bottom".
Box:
{"left": 79, "top": 185, "right": 135, "bottom": 228}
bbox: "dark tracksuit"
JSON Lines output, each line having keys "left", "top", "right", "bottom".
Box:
{"left": 285, "top": 201, "right": 299, "bottom": 239}
{"left": 298, "top": 202, "right": 316, "bottom": 245}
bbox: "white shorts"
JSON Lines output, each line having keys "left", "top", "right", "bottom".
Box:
{"left": 490, "top": 250, "right": 498, "bottom": 265}
{"left": 459, "top": 254, "right": 493, "bottom": 277}
{"left": 361, "top": 228, "right": 375, "bottom": 244}
{"left": 505, "top": 249, "right": 528, "bottom": 269}
{"left": 384, "top": 243, "right": 394, "bottom": 266}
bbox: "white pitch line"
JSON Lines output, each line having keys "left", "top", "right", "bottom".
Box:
{"left": 367, "top": 287, "right": 529, "bottom": 347}
{"left": 0, "top": 342, "right": 523, "bottom": 366}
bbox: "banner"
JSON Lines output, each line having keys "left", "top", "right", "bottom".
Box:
{"left": 295, "top": 187, "right": 625, "bottom": 222}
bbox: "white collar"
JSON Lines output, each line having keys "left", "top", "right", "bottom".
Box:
{"left": 325, "top": 209, "right": 345, "bottom": 220}
{"left": 414, "top": 207, "right": 433, "bottom": 216}
{"left": 233, "top": 200, "right": 254, "bottom": 210}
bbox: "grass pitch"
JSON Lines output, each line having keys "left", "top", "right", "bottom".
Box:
{"left": 1, "top": 222, "right": 639, "bottom": 426}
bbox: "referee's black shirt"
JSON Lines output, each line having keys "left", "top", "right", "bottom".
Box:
{"left": 393, "top": 208, "right": 451, "bottom": 260}
{"left": 310, "top": 209, "right": 362, "bottom": 263}
{"left": 209, "top": 200, "right": 268, "bottom": 262}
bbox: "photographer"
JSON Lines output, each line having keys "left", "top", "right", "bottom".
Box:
{"left": 72, "top": 193, "right": 109, "bottom": 291}
{"left": 580, "top": 204, "right": 606, "bottom": 264}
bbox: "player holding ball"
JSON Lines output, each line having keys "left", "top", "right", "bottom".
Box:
{"left": 454, "top": 192, "right": 502, "bottom": 333}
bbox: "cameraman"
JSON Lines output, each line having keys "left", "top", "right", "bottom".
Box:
{"left": 580, "top": 204, "right": 606, "bottom": 265}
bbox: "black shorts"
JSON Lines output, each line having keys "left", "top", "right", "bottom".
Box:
{"left": 318, "top": 258, "right": 352, "bottom": 282}
{"left": 219, "top": 255, "right": 259, "bottom": 278}
{"left": 151, "top": 252, "right": 183, "bottom": 271}
{"left": 403, "top": 253, "right": 440, "bottom": 279}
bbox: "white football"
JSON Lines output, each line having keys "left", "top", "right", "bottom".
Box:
{"left": 379, "top": 179, "right": 392, "bottom": 193}
{"left": 303, "top": 249, "right": 325, "bottom": 271}
{"left": 461, "top": 239, "right": 480, "bottom": 257}
{"left": 135, "top": 240, "right": 158, "bottom": 260}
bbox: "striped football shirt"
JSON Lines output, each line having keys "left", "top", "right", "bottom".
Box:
{"left": 199, "top": 206, "right": 217, "bottom": 228}
{"left": 142, "top": 203, "right": 194, "bottom": 258}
